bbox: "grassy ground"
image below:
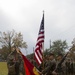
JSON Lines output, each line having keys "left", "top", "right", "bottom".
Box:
{"left": 0, "top": 62, "right": 8, "bottom": 75}
{"left": 0, "top": 62, "right": 75, "bottom": 75}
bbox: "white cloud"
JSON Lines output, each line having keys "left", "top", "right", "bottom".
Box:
{"left": 0, "top": 0, "right": 75, "bottom": 54}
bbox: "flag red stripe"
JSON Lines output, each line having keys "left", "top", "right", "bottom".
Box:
{"left": 39, "top": 31, "right": 44, "bottom": 34}
{"left": 35, "top": 45, "right": 42, "bottom": 55}
{"left": 34, "top": 54, "right": 40, "bottom": 65}
{"left": 36, "top": 40, "right": 44, "bottom": 46}
{"left": 34, "top": 51, "right": 42, "bottom": 64}
{"left": 35, "top": 49, "right": 42, "bottom": 62}
{"left": 37, "top": 36, "right": 44, "bottom": 40}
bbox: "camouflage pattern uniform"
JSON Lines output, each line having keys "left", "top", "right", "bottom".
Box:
{"left": 38, "top": 56, "right": 49, "bottom": 72}
{"left": 7, "top": 55, "right": 16, "bottom": 75}
{"left": 7, "top": 49, "right": 25, "bottom": 75}
{"left": 65, "top": 58, "right": 71, "bottom": 75}
{"left": 19, "top": 59, "right": 25, "bottom": 75}
{"left": 42, "top": 53, "right": 56, "bottom": 75}
{"left": 73, "top": 61, "right": 75, "bottom": 74}
{"left": 70, "top": 59, "right": 74, "bottom": 75}
{"left": 56, "top": 54, "right": 66, "bottom": 75}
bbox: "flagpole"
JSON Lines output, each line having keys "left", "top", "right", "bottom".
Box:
{"left": 34, "top": 11, "right": 45, "bottom": 66}
{"left": 42, "top": 10, "right": 45, "bottom": 70}
{"left": 50, "top": 40, "right": 51, "bottom": 50}
{"left": 33, "top": 47, "right": 34, "bottom": 59}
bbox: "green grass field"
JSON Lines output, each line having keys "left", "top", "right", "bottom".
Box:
{"left": 0, "top": 62, "right": 8, "bottom": 75}
{"left": 0, "top": 62, "right": 74, "bottom": 75}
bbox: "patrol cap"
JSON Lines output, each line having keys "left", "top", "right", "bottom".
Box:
{"left": 67, "top": 58, "right": 70, "bottom": 61}
{"left": 9, "top": 56, "right": 14, "bottom": 61}
{"left": 57, "top": 53, "right": 63, "bottom": 57}
{"left": 13, "top": 45, "right": 16, "bottom": 48}
{"left": 49, "top": 52, "right": 54, "bottom": 56}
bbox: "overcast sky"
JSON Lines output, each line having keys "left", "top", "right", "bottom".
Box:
{"left": 0, "top": 0, "right": 75, "bottom": 55}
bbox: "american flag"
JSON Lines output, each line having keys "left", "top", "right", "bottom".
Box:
{"left": 34, "top": 13, "right": 44, "bottom": 65}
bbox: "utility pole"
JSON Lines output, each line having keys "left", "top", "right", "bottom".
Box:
{"left": 50, "top": 40, "right": 51, "bottom": 50}
{"left": 33, "top": 47, "right": 34, "bottom": 59}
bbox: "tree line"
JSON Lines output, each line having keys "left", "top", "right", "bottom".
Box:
{"left": 0, "top": 30, "right": 75, "bottom": 61}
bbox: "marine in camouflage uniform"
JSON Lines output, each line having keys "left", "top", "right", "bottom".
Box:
{"left": 38, "top": 55, "right": 49, "bottom": 72}
{"left": 7, "top": 54, "right": 16, "bottom": 75}
{"left": 70, "top": 59, "right": 74, "bottom": 75}
{"left": 19, "top": 59, "right": 25, "bottom": 75}
{"left": 42, "top": 53, "right": 57, "bottom": 75}
{"left": 65, "top": 58, "right": 71, "bottom": 75}
{"left": 7, "top": 47, "right": 25, "bottom": 75}
{"left": 56, "top": 54, "right": 66, "bottom": 75}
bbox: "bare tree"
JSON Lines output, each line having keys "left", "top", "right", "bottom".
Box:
{"left": 0, "top": 30, "right": 27, "bottom": 52}
{"left": 0, "top": 30, "right": 27, "bottom": 59}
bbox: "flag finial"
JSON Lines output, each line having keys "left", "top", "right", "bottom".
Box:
{"left": 43, "top": 10, "right": 44, "bottom": 14}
